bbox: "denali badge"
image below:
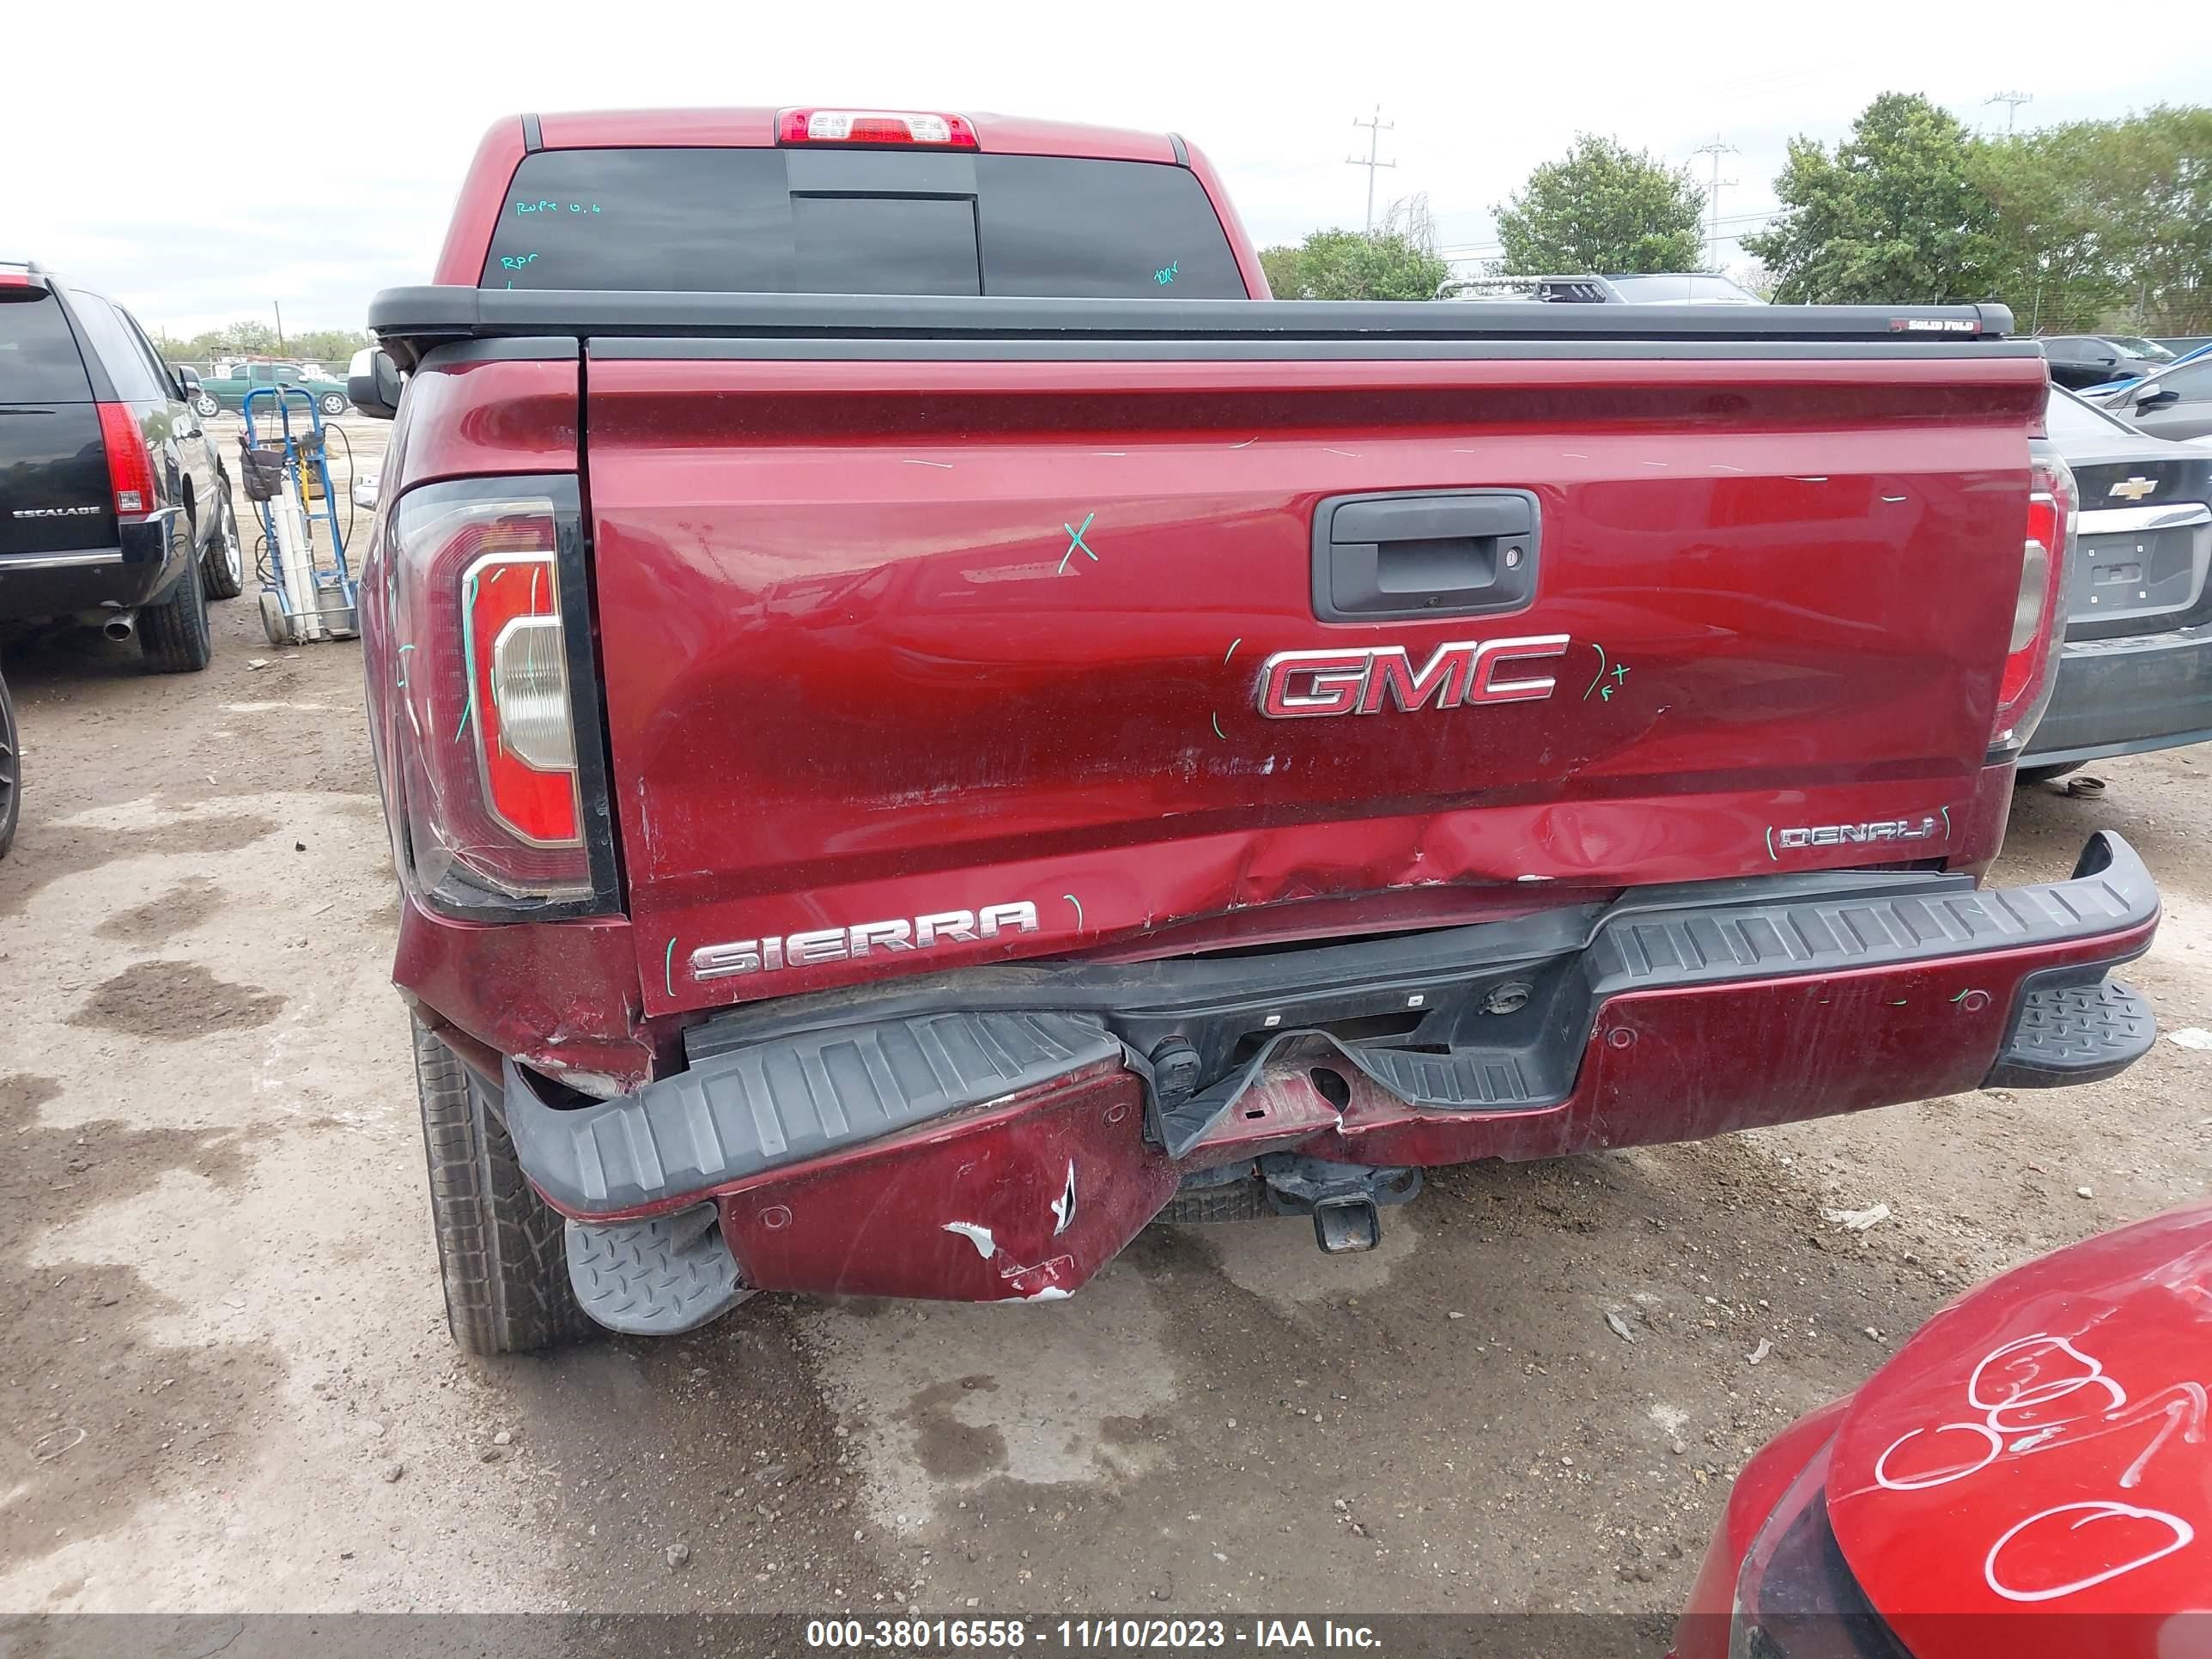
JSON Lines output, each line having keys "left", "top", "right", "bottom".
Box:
{"left": 1767, "top": 813, "right": 1947, "bottom": 857}
{"left": 690, "top": 902, "right": 1040, "bottom": 981}
{"left": 1256, "top": 635, "right": 1571, "bottom": 720}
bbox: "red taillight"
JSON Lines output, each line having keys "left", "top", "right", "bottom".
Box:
{"left": 776, "top": 107, "right": 978, "bottom": 149}
{"left": 464, "top": 551, "right": 580, "bottom": 846}
{"left": 1992, "top": 453, "right": 2074, "bottom": 753}
{"left": 95, "top": 402, "right": 155, "bottom": 517}
{"left": 0, "top": 272, "right": 33, "bottom": 288}
{"left": 386, "top": 481, "right": 590, "bottom": 901}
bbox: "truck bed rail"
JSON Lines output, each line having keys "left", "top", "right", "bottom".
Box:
{"left": 367, "top": 287, "right": 2026, "bottom": 368}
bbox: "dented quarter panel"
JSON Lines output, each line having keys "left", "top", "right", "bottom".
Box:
{"left": 392, "top": 891, "right": 653, "bottom": 1090}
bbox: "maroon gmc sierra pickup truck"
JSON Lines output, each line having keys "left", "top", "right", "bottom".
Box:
{"left": 351, "top": 106, "right": 2159, "bottom": 1353}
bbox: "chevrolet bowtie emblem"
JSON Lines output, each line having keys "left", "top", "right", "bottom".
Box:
{"left": 2108, "top": 476, "right": 2157, "bottom": 501}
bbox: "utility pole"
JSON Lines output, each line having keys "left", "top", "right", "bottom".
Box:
{"left": 1985, "top": 90, "right": 2032, "bottom": 133}
{"left": 273, "top": 300, "right": 286, "bottom": 356}
{"left": 1346, "top": 106, "right": 1395, "bottom": 236}
{"left": 1692, "top": 138, "right": 1738, "bottom": 269}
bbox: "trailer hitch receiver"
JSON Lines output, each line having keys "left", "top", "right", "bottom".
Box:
{"left": 1259, "top": 1155, "right": 1422, "bottom": 1255}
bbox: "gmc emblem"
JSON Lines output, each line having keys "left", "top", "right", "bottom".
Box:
{"left": 1256, "top": 635, "right": 1571, "bottom": 720}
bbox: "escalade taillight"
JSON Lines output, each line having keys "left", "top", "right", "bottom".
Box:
{"left": 383, "top": 476, "right": 614, "bottom": 914}
{"left": 95, "top": 403, "right": 155, "bottom": 517}
{"left": 1990, "top": 450, "right": 2074, "bottom": 757}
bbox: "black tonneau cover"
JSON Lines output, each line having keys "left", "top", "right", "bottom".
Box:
{"left": 367, "top": 287, "right": 2027, "bottom": 369}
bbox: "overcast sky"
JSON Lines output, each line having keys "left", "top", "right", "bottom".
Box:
{"left": 8, "top": 0, "right": 2208, "bottom": 337}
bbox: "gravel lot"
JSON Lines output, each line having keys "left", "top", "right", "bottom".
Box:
{"left": 3, "top": 476, "right": 2208, "bottom": 1630}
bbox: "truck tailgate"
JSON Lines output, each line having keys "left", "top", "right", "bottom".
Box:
{"left": 581, "top": 349, "right": 2048, "bottom": 1015}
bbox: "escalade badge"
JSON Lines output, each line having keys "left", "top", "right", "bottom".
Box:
{"left": 2107, "top": 476, "right": 2156, "bottom": 501}
{"left": 1257, "top": 635, "right": 1570, "bottom": 719}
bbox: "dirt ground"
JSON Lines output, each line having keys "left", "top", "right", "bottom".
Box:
{"left": 3, "top": 461, "right": 2208, "bottom": 1631}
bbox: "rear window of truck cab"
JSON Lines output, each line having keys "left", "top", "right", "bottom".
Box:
{"left": 481, "top": 148, "right": 1248, "bottom": 299}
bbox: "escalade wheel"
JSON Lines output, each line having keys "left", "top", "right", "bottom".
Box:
{"left": 202, "top": 489, "right": 246, "bottom": 601}
{"left": 0, "top": 667, "right": 17, "bottom": 860}
{"left": 137, "top": 528, "right": 212, "bottom": 673}
{"left": 412, "top": 1018, "right": 594, "bottom": 1354}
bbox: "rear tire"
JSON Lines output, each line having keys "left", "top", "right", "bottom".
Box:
{"left": 0, "top": 667, "right": 18, "bottom": 860}
{"left": 2017, "top": 763, "right": 2084, "bottom": 787}
{"left": 1155, "top": 1176, "right": 1269, "bottom": 1224}
{"left": 191, "top": 393, "right": 221, "bottom": 418}
{"left": 319, "top": 392, "right": 348, "bottom": 416}
{"left": 138, "top": 530, "right": 212, "bottom": 673}
{"left": 413, "top": 1018, "right": 594, "bottom": 1355}
{"left": 202, "top": 488, "right": 246, "bottom": 601}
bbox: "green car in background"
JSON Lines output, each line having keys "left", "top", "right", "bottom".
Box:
{"left": 189, "top": 360, "right": 351, "bottom": 417}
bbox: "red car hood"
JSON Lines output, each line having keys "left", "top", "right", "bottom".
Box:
{"left": 1826, "top": 1199, "right": 2212, "bottom": 1653}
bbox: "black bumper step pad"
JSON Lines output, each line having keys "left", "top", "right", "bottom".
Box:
{"left": 565, "top": 1203, "right": 752, "bottom": 1336}
{"left": 1985, "top": 975, "right": 2157, "bottom": 1089}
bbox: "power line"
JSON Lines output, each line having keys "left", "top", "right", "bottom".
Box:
{"left": 1985, "top": 90, "right": 2033, "bottom": 133}
{"left": 1346, "top": 106, "right": 1396, "bottom": 236}
{"left": 1692, "top": 137, "right": 1739, "bottom": 267}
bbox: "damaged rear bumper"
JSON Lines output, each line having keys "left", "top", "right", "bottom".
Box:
{"left": 505, "top": 833, "right": 2157, "bottom": 1317}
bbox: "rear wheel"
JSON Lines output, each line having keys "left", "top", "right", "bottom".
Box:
{"left": 0, "top": 667, "right": 18, "bottom": 860}
{"left": 138, "top": 528, "right": 212, "bottom": 673}
{"left": 191, "top": 393, "right": 221, "bottom": 418}
{"left": 2017, "top": 763, "right": 2084, "bottom": 787}
{"left": 413, "top": 1018, "right": 594, "bottom": 1354}
{"left": 319, "top": 392, "right": 348, "bottom": 416}
{"left": 201, "top": 488, "right": 245, "bottom": 601}
{"left": 1155, "top": 1176, "right": 1269, "bottom": 1224}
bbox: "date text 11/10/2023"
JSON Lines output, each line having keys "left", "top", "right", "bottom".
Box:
{"left": 804, "top": 1620, "right": 1382, "bottom": 1650}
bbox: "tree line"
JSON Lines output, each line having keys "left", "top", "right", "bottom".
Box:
{"left": 1258, "top": 94, "right": 2210, "bottom": 335}
{"left": 154, "top": 321, "right": 372, "bottom": 368}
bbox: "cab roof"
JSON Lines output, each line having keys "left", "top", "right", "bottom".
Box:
{"left": 529, "top": 107, "right": 1180, "bottom": 166}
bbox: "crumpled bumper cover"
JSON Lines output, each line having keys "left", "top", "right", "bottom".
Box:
{"left": 506, "top": 1010, "right": 1121, "bottom": 1217}
{"left": 507, "top": 833, "right": 2157, "bottom": 1306}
